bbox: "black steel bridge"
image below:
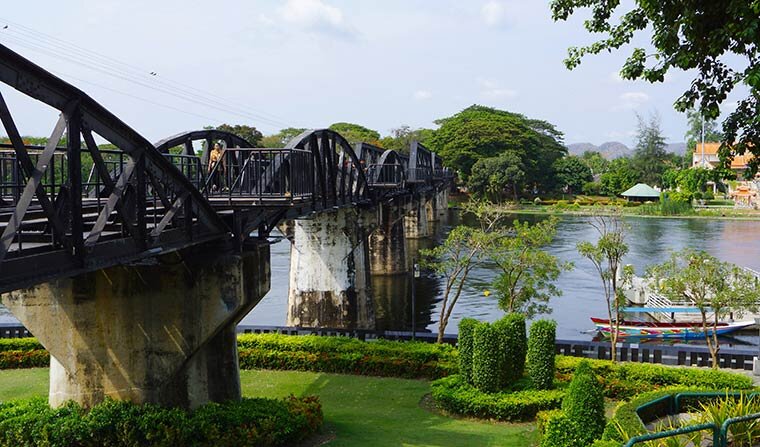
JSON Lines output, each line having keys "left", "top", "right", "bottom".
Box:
{"left": 0, "top": 43, "right": 453, "bottom": 295}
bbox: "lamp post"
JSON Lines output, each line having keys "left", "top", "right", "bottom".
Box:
{"left": 754, "top": 317, "right": 760, "bottom": 376}
{"left": 411, "top": 258, "right": 420, "bottom": 341}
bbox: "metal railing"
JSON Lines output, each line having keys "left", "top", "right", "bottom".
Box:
{"left": 163, "top": 153, "right": 203, "bottom": 190}
{"left": 202, "top": 148, "right": 314, "bottom": 202}
{"left": 366, "top": 163, "right": 405, "bottom": 188}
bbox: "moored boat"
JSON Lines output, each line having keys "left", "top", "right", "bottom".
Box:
{"left": 591, "top": 317, "right": 755, "bottom": 339}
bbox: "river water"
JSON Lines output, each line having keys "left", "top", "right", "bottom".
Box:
{"left": 3, "top": 211, "right": 760, "bottom": 344}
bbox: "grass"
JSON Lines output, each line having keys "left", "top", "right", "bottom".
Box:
{"left": 0, "top": 368, "right": 536, "bottom": 447}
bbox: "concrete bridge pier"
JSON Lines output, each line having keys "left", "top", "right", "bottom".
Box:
{"left": 404, "top": 201, "right": 430, "bottom": 239}
{"left": 0, "top": 243, "right": 270, "bottom": 409}
{"left": 369, "top": 205, "right": 408, "bottom": 275}
{"left": 435, "top": 188, "right": 449, "bottom": 220}
{"left": 285, "top": 208, "right": 375, "bottom": 330}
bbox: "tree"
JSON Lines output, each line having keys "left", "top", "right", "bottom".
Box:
{"left": 260, "top": 128, "right": 307, "bottom": 148}
{"left": 631, "top": 112, "right": 668, "bottom": 186}
{"left": 550, "top": 1, "right": 760, "bottom": 175}
{"left": 647, "top": 249, "right": 760, "bottom": 368}
{"left": 328, "top": 123, "right": 381, "bottom": 145}
{"left": 486, "top": 217, "right": 573, "bottom": 318}
{"left": 429, "top": 105, "right": 566, "bottom": 187}
{"left": 378, "top": 125, "right": 434, "bottom": 153}
{"left": 553, "top": 156, "right": 593, "bottom": 194}
{"left": 209, "top": 124, "right": 263, "bottom": 147}
{"left": 468, "top": 152, "right": 525, "bottom": 202}
{"left": 599, "top": 157, "right": 639, "bottom": 196}
{"left": 580, "top": 150, "right": 610, "bottom": 176}
{"left": 576, "top": 209, "right": 631, "bottom": 362}
{"left": 685, "top": 108, "right": 724, "bottom": 153}
{"left": 420, "top": 202, "right": 504, "bottom": 343}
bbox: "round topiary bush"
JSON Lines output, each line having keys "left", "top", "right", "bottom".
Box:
{"left": 472, "top": 323, "right": 501, "bottom": 393}
{"left": 527, "top": 319, "right": 556, "bottom": 390}
{"left": 457, "top": 318, "right": 480, "bottom": 385}
{"left": 493, "top": 313, "right": 527, "bottom": 388}
{"left": 0, "top": 395, "right": 323, "bottom": 447}
{"left": 562, "top": 360, "right": 606, "bottom": 446}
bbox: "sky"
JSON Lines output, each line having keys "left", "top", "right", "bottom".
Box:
{"left": 0, "top": 0, "right": 747, "bottom": 148}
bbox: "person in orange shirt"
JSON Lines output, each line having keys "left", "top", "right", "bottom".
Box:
{"left": 208, "top": 142, "right": 225, "bottom": 191}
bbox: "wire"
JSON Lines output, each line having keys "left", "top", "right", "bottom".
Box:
{"left": 0, "top": 18, "right": 293, "bottom": 126}
{"left": 0, "top": 19, "right": 297, "bottom": 130}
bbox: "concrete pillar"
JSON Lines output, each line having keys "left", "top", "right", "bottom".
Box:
{"left": 369, "top": 207, "right": 408, "bottom": 275}
{"left": 436, "top": 189, "right": 449, "bottom": 220}
{"left": 286, "top": 208, "right": 375, "bottom": 330}
{"left": 1, "top": 243, "right": 270, "bottom": 409}
{"left": 404, "top": 202, "right": 429, "bottom": 239}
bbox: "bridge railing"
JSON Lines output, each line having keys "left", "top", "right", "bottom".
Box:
{"left": 163, "top": 153, "right": 203, "bottom": 190}
{"left": 203, "top": 148, "right": 314, "bottom": 203}
{"left": 366, "top": 163, "right": 405, "bottom": 188}
{"left": 407, "top": 167, "right": 432, "bottom": 183}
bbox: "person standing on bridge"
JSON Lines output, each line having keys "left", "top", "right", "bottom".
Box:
{"left": 208, "top": 142, "right": 225, "bottom": 191}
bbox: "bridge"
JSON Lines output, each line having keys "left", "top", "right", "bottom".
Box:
{"left": 0, "top": 44, "right": 453, "bottom": 410}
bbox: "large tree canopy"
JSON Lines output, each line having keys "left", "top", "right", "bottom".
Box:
{"left": 429, "top": 105, "right": 566, "bottom": 188}
{"left": 553, "top": 155, "right": 593, "bottom": 194}
{"left": 379, "top": 125, "right": 434, "bottom": 153}
{"left": 328, "top": 123, "right": 381, "bottom": 145}
{"left": 209, "top": 124, "right": 263, "bottom": 147}
{"left": 550, "top": 1, "right": 760, "bottom": 174}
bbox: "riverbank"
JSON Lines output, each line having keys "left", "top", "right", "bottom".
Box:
{"left": 465, "top": 204, "right": 760, "bottom": 221}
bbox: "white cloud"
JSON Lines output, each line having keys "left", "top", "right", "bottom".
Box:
{"left": 277, "top": 0, "right": 355, "bottom": 38}
{"left": 413, "top": 90, "right": 432, "bottom": 101}
{"left": 478, "top": 78, "right": 518, "bottom": 100}
{"left": 615, "top": 92, "right": 650, "bottom": 110}
{"left": 481, "top": 1, "right": 506, "bottom": 27}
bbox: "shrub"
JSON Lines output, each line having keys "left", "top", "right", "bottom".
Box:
{"left": 539, "top": 411, "right": 580, "bottom": 447}
{"left": 238, "top": 348, "right": 455, "bottom": 379}
{"left": 555, "top": 356, "right": 753, "bottom": 399}
{"left": 0, "top": 338, "right": 43, "bottom": 352}
{"left": 562, "top": 360, "right": 606, "bottom": 445}
{"left": 493, "top": 314, "right": 526, "bottom": 387}
{"left": 0, "top": 395, "right": 323, "bottom": 447}
{"left": 457, "top": 318, "right": 479, "bottom": 384}
{"left": 431, "top": 375, "right": 564, "bottom": 422}
{"left": 0, "top": 350, "right": 48, "bottom": 369}
{"left": 472, "top": 323, "right": 501, "bottom": 393}
{"left": 703, "top": 190, "right": 715, "bottom": 200}
{"left": 527, "top": 320, "right": 556, "bottom": 390}
{"left": 601, "top": 387, "right": 695, "bottom": 442}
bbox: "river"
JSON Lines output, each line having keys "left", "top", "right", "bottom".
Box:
{"left": 3, "top": 211, "right": 760, "bottom": 343}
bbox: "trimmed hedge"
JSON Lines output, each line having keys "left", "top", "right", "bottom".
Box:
{"left": 238, "top": 348, "right": 455, "bottom": 379}
{"left": 539, "top": 411, "right": 581, "bottom": 447}
{"left": 527, "top": 320, "right": 556, "bottom": 390}
{"left": 431, "top": 374, "right": 564, "bottom": 421}
{"left": 0, "top": 350, "right": 48, "bottom": 369}
{"left": 556, "top": 356, "right": 753, "bottom": 399}
{"left": 457, "top": 318, "right": 479, "bottom": 384}
{"left": 600, "top": 387, "right": 695, "bottom": 443}
{"left": 0, "top": 338, "right": 43, "bottom": 352}
{"left": 561, "top": 360, "right": 606, "bottom": 446}
{"left": 0, "top": 395, "right": 322, "bottom": 447}
{"left": 237, "top": 334, "right": 456, "bottom": 364}
{"left": 494, "top": 313, "right": 526, "bottom": 387}
{"left": 472, "top": 323, "right": 501, "bottom": 393}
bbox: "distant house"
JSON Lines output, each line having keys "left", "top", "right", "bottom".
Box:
{"left": 692, "top": 142, "right": 756, "bottom": 179}
{"left": 621, "top": 183, "right": 660, "bottom": 202}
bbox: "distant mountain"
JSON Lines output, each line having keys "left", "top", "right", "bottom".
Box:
{"left": 566, "top": 141, "right": 631, "bottom": 159}
{"left": 566, "top": 141, "right": 689, "bottom": 159}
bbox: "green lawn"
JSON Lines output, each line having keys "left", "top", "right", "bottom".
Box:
{"left": 0, "top": 368, "right": 536, "bottom": 447}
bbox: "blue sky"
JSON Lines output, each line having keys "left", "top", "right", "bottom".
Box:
{"left": 0, "top": 1, "right": 746, "bottom": 147}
